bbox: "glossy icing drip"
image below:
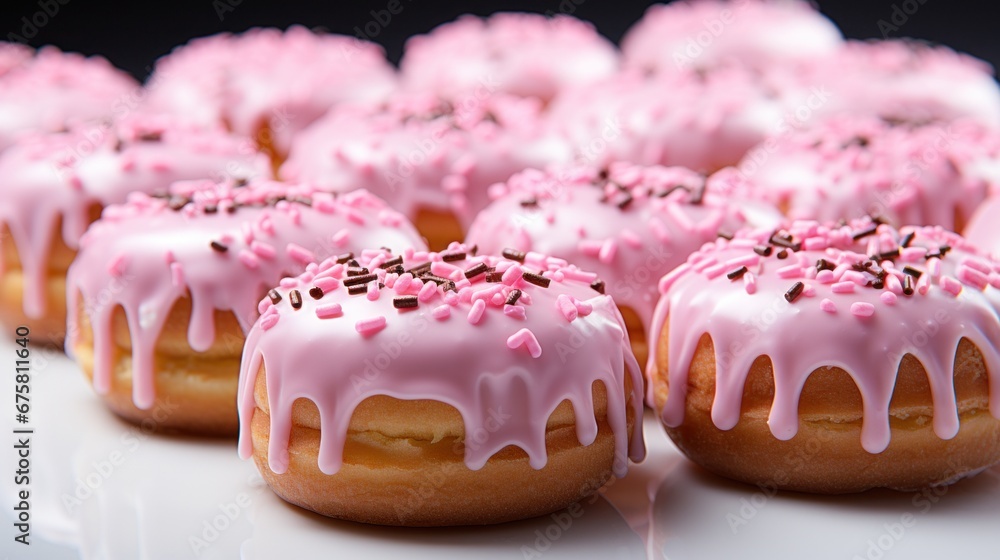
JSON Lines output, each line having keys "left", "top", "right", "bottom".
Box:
{"left": 0, "top": 115, "right": 269, "bottom": 319}
{"left": 238, "top": 244, "right": 646, "bottom": 476}
{"left": 281, "top": 93, "right": 570, "bottom": 229}
{"left": 649, "top": 219, "right": 1000, "bottom": 453}
{"left": 731, "top": 117, "right": 1000, "bottom": 230}
{"left": 466, "top": 162, "right": 781, "bottom": 332}
{"left": 66, "top": 181, "right": 425, "bottom": 409}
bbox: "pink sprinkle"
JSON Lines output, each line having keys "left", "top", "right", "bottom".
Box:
{"left": 395, "top": 273, "right": 413, "bottom": 293}
{"left": 958, "top": 265, "right": 989, "bottom": 290}
{"left": 279, "top": 278, "right": 298, "bottom": 288}
{"left": 743, "top": 272, "right": 757, "bottom": 294}
{"left": 518, "top": 292, "right": 533, "bottom": 305}
{"left": 367, "top": 281, "right": 380, "bottom": 301}
{"left": 881, "top": 292, "right": 898, "bottom": 305}
{"left": 816, "top": 270, "right": 835, "bottom": 284}
{"left": 598, "top": 239, "right": 618, "bottom": 264}
{"left": 990, "top": 272, "right": 1000, "bottom": 290}
{"left": 507, "top": 328, "right": 542, "bottom": 358}
{"left": 659, "top": 264, "right": 692, "bottom": 294}
{"left": 575, "top": 298, "right": 593, "bottom": 316}
{"left": 431, "top": 261, "right": 459, "bottom": 277}
{"left": 346, "top": 209, "right": 366, "bottom": 225}
{"left": 259, "top": 215, "right": 275, "bottom": 235}
{"left": 164, "top": 250, "right": 175, "bottom": 264}
{"left": 418, "top": 281, "right": 438, "bottom": 302}
{"left": 332, "top": 228, "right": 351, "bottom": 247}
{"left": 725, "top": 254, "right": 760, "bottom": 269}
{"left": 900, "top": 247, "right": 926, "bottom": 262}
{"left": 315, "top": 303, "right": 343, "bottom": 319}
{"left": 556, "top": 294, "right": 578, "bottom": 322}
{"left": 432, "top": 305, "right": 451, "bottom": 320}
{"left": 803, "top": 237, "right": 828, "bottom": 251}
{"left": 620, "top": 229, "right": 643, "bottom": 249}
{"left": 379, "top": 209, "right": 403, "bottom": 227}
{"left": 443, "top": 290, "right": 460, "bottom": 306}
{"left": 820, "top": 298, "right": 837, "bottom": 313}
{"left": 251, "top": 241, "right": 277, "bottom": 260}
{"left": 851, "top": 302, "right": 875, "bottom": 318}
{"left": 832, "top": 281, "right": 855, "bottom": 293}
{"left": 504, "top": 304, "right": 526, "bottom": 320}
{"left": 314, "top": 277, "right": 339, "bottom": 292}
{"left": 917, "top": 274, "right": 931, "bottom": 295}
{"left": 502, "top": 264, "right": 524, "bottom": 285}
{"left": 928, "top": 258, "right": 942, "bottom": 278}
{"left": 841, "top": 270, "right": 866, "bottom": 285}
{"left": 963, "top": 258, "right": 993, "bottom": 275}
{"left": 940, "top": 276, "right": 963, "bottom": 297}
{"left": 803, "top": 284, "right": 816, "bottom": 297}
{"left": 468, "top": 299, "right": 487, "bottom": 324}
{"left": 491, "top": 293, "right": 505, "bottom": 306}
{"left": 886, "top": 273, "right": 903, "bottom": 294}
{"left": 170, "top": 263, "right": 184, "bottom": 288}
{"left": 260, "top": 314, "right": 280, "bottom": 331}
{"left": 258, "top": 298, "right": 272, "bottom": 315}
{"left": 108, "top": 255, "right": 128, "bottom": 278}
{"left": 666, "top": 203, "right": 695, "bottom": 232}
{"left": 355, "top": 316, "right": 387, "bottom": 336}
{"left": 561, "top": 268, "right": 598, "bottom": 283}
{"left": 693, "top": 257, "right": 718, "bottom": 273}
{"left": 287, "top": 243, "right": 315, "bottom": 265}
{"left": 702, "top": 262, "right": 726, "bottom": 280}
{"left": 776, "top": 264, "right": 802, "bottom": 279}
{"left": 239, "top": 250, "right": 260, "bottom": 270}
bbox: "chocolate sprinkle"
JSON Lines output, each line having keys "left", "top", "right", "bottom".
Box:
{"left": 394, "top": 296, "right": 419, "bottom": 309}
{"left": 347, "top": 267, "right": 370, "bottom": 276}
{"left": 210, "top": 241, "right": 228, "bottom": 253}
{"left": 903, "top": 275, "right": 915, "bottom": 296}
{"left": 379, "top": 256, "right": 403, "bottom": 269}
{"left": 520, "top": 198, "right": 539, "bottom": 208}
{"left": 267, "top": 289, "right": 282, "bottom": 305}
{"left": 851, "top": 224, "right": 878, "bottom": 240}
{"left": 138, "top": 131, "right": 162, "bottom": 142}
{"left": 469, "top": 244, "right": 479, "bottom": 256}
{"left": 726, "top": 266, "right": 748, "bottom": 280}
{"left": 465, "top": 262, "right": 489, "bottom": 279}
{"left": 335, "top": 253, "right": 355, "bottom": 264}
{"left": 442, "top": 252, "right": 466, "bottom": 262}
{"left": 816, "top": 259, "right": 835, "bottom": 271}
{"left": 385, "top": 264, "right": 405, "bottom": 275}
{"left": 505, "top": 289, "right": 522, "bottom": 305}
{"left": 522, "top": 271, "right": 551, "bottom": 288}
{"left": 168, "top": 197, "right": 190, "bottom": 211}
{"left": 784, "top": 282, "right": 805, "bottom": 303}
{"left": 289, "top": 290, "right": 303, "bottom": 309}
{"left": 486, "top": 271, "right": 503, "bottom": 283}
{"left": 617, "top": 194, "right": 634, "bottom": 210}
{"left": 769, "top": 233, "right": 802, "bottom": 252}
{"left": 343, "top": 273, "right": 377, "bottom": 287}
{"left": 308, "top": 286, "right": 324, "bottom": 300}
{"left": 502, "top": 248, "right": 526, "bottom": 262}
{"left": 900, "top": 232, "right": 915, "bottom": 248}
{"left": 406, "top": 262, "right": 432, "bottom": 277}
{"left": 717, "top": 231, "right": 734, "bottom": 241}
{"left": 348, "top": 284, "right": 368, "bottom": 295}
{"left": 590, "top": 279, "right": 606, "bottom": 294}
{"left": 903, "top": 266, "right": 923, "bottom": 278}
{"left": 204, "top": 204, "right": 218, "bottom": 214}
{"left": 754, "top": 245, "right": 773, "bottom": 257}
{"left": 346, "top": 259, "right": 360, "bottom": 268}
{"left": 777, "top": 249, "right": 789, "bottom": 260}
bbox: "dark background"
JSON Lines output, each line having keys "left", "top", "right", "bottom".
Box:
{"left": 1, "top": 0, "right": 998, "bottom": 80}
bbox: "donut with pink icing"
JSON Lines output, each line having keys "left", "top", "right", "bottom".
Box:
{"left": 465, "top": 162, "right": 782, "bottom": 366}
{"left": 399, "top": 13, "right": 618, "bottom": 103}
{"left": 622, "top": 0, "right": 842, "bottom": 74}
{"left": 0, "top": 115, "right": 269, "bottom": 342}
{"left": 965, "top": 197, "right": 1000, "bottom": 260}
{"left": 731, "top": 116, "right": 1000, "bottom": 230}
{"left": 145, "top": 26, "right": 397, "bottom": 164}
{"left": 280, "top": 93, "right": 571, "bottom": 250}
{"left": 238, "top": 243, "right": 645, "bottom": 525}
{"left": 767, "top": 40, "right": 1000, "bottom": 129}
{"left": 0, "top": 46, "right": 137, "bottom": 151}
{"left": 67, "top": 180, "right": 426, "bottom": 435}
{"left": 648, "top": 217, "right": 1000, "bottom": 492}
{"left": 0, "top": 42, "right": 32, "bottom": 77}
{"left": 547, "top": 67, "right": 784, "bottom": 173}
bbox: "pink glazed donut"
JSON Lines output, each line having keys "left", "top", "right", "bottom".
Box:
{"left": 280, "top": 93, "right": 571, "bottom": 250}
{"left": 67, "top": 180, "right": 426, "bottom": 435}
{"left": 465, "top": 162, "right": 782, "bottom": 366}
{"left": 648, "top": 218, "right": 1000, "bottom": 492}
{"left": 145, "top": 26, "right": 397, "bottom": 165}
{"left": 400, "top": 12, "right": 618, "bottom": 103}
{"left": 238, "top": 243, "right": 645, "bottom": 525}
{"left": 0, "top": 115, "right": 269, "bottom": 342}
{"left": 0, "top": 46, "right": 137, "bottom": 151}
{"left": 547, "top": 67, "right": 783, "bottom": 173}
{"left": 731, "top": 116, "right": 1000, "bottom": 231}
{"left": 0, "top": 42, "right": 32, "bottom": 77}
{"left": 622, "top": 0, "right": 842, "bottom": 74}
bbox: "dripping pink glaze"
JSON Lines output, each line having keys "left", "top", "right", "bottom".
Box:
{"left": 237, "top": 243, "right": 646, "bottom": 477}
{"left": 730, "top": 117, "right": 1000, "bottom": 231}
{"left": 399, "top": 12, "right": 618, "bottom": 103}
{"left": 66, "top": 181, "right": 426, "bottom": 410}
{"left": 648, "top": 218, "right": 1000, "bottom": 454}
{"left": 547, "top": 67, "right": 784, "bottom": 173}
{"left": 621, "top": 0, "right": 842, "bottom": 74}
{"left": 281, "top": 93, "right": 570, "bottom": 230}
{"left": 965, "top": 197, "right": 1000, "bottom": 261}
{"left": 465, "top": 162, "right": 782, "bottom": 333}
{"left": 0, "top": 115, "right": 270, "bottom": 319}
{"left": 0, "top": 46, "right": 137, "bottom": 151}
{"left": 763, "top": 39, "right": 1000, "bottom": 128}
{"left": 145, "top": 26, "right": 397, "bottom": 156}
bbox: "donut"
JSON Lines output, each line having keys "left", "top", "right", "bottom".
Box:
{"left": 465, "top": 162, "right": 781, "bottom": 367}
{"left": 399, "top": 13, "right": 618, "bottom": 103}
{"left": 965, "top": 196, "right": 1000, "bottom": 259}
{"left": 765, "top": 40, "right": 1000, "bottom": 129}
{"left": 621, "top": 0, "right": 842, "bottom": 74}
{"left": 0, "top": 116, "right": 268, "bottom": 343}
{"left": 647, "top": 218, "right": 1000, "bottom": 493}
{"left": 0, "top": 42, "right": 32, "bottom": 77}
{"left": 0, "top": 46, "right": 137, "bottom": 151}
{"left": 237, "top": 243, "right": 645, "bottom": 525}
{"left": 280, "top": 93, "right": 570, "bottom": 250}
{"left": 67, "top": 180, "right": 426, "bottom": 436}
{"left": 145, "top": 26, "right": 397, "bottom": 167}
{"left": 730, "top": 116, "right": 1000, "bottom": 231}
{"left": 547, "top": 67, "right": 783, "bottom": 173}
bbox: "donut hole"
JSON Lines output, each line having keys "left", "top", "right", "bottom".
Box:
{"left": 414, "top": 207, "right": 465, "bottom": 252}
